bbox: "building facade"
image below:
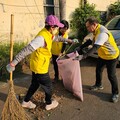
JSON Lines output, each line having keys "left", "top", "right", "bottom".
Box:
{"left": 0, "top": 0, "right": 118, "bottom": 43}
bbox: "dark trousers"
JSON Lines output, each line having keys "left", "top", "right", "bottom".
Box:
{"left": 52, "top": 55, "right": 59, "bottom": 79}
{"left": 24, "top": 72, "right": 52, "bottom": 104}
{"left": 96, "top": 57, "right": 119, "bottom": 95}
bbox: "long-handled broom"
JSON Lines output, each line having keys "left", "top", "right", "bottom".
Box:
{"left": 1, "top": 14, "right": 31, "bottom": 120}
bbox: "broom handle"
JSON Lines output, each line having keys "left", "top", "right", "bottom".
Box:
{"left": 10, "top": 14, "right": 14, "bottom": 81}
{"left": 64, "top": 43, "right": 74, "bottom": 54}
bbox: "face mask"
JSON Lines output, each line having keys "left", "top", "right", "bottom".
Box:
{"left": 52, "top": 28, "right": 58, "bottom": 35}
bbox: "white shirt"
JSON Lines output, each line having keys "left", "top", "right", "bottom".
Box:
{"left": 94, "top": 33, "right": 109, "bottom": 45}
{"left": 30, "top": 35, "right": 68, "bottom": 50}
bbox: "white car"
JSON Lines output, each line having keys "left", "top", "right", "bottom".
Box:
{"left": 83, "top": 15, "right": 120, "bottom": 64}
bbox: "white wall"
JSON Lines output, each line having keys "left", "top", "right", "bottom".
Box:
{"left": 0, "top": 0, "right": 119, "bottom": 44}
{"left": 0, "top": 0, "right": 44, "bottom": 44}
{"left": 88, "top": 0, "right": 118, "bottom": 11}
{"left": 66, "top": 0, "right": 80, "bottom": 21}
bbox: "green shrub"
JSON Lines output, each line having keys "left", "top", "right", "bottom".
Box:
{"left": 70, "top": 3, "right": 101, "bottom": 43}
{"left": 0, "top": 42, "right": 27, "bottom": 81}
{"left": 107, "top": 2, "right": 120, "bottom": 21}
{"left": 0, "top": 42, "right": 27, "bottom": 63}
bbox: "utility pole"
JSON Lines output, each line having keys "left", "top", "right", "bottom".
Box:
{"left": 59, "top": 0, "right": 66, "bottom": 20}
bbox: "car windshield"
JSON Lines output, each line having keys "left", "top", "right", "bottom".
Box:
{"left": 106, "top": 17, "right": 120, "bottom": 30}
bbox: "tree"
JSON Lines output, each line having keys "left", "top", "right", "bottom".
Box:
{"left": 70, "top": 3, "right": 100, "bottom": 42}
{"left": 107, "top": 2, "right": 120, "bottom": 21}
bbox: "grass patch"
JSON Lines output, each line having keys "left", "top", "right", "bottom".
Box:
{"left": 0, "top": 42, "right": 27, "bottom": 82}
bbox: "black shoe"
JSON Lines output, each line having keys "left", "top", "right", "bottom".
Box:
{"left": 111, "top": 94, "right": 119, "bottom": 103}
{"left": 90, "top": 85, "right": 104, "bottom": 91}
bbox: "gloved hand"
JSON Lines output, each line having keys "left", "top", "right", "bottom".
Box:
{"left": 73, "top": 39, "right": 79, "bottom": 43}
{"left": 6, "top": 62, "right": 15, "bottom": 73}
{"left": 59, "top": 53, "right": 63, "bottom": 57}
{"left": 73, "top": 55, "right": 83, "bottom": 61}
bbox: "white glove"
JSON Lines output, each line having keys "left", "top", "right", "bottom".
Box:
{"left": 6, "top": 63, "right": 15, "bottom": 73}
{"left": 73, "top": 39, "right": 79, "bottom": 43}
{"left": 73, "top": 55, "right": 83, "bottom": 61}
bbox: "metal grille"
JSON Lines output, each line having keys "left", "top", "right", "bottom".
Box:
{"left": 43, "top": 0, "right": 60, "bottom": 18}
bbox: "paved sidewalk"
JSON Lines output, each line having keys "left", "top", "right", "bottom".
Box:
{"left": 0, "top": 58, "right": 120, "bottom": 120}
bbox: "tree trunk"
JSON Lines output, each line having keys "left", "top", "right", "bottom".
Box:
{"left": 81, "top": 0, "right": 87, "bottom": 7}
{"left": 59, "top": 0, "right": 66, "bottom": 20}
{"left": 84, "top": 0, "right": 87, "bottom": 4}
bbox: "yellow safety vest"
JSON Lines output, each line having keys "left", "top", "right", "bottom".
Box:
{"left": 51, "top": 32, "right": 68, "bottom": 55}
{"left": 30, "top": 28, "right": 53, "bottom": 74}
{"left": 94, "top": 24, "right": 119, "bottom": 60}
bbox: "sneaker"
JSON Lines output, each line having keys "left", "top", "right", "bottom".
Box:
{"left": 45, "top": 100, "right": 59, "bottom": 111}
{"left": 90, "top": 85, "right": 104, "bottom": 91}
{"left": 111, "top": 94, "right": 119, "bottom": 103}
{"left": 22, "top": 101, "right": 36, "bottom": 109}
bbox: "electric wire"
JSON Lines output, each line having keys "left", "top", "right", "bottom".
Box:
{"left": 33, "top": 0, "right": 44, "bottom": 20}
{"left": 23, "top": 0, "right": 39, "bottom": 26}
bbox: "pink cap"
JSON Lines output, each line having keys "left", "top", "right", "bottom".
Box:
{"left": 45, "top": 15, "right": 64, "bottom": 27}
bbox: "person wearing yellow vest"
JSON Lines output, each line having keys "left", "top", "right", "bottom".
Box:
{"left": 74, "top": 16, "right": 119, "bottom": 103}
{"left": 51, "top": 20, "right": 69, "bottom": 82}
{"left": 6, "top": 15, "right": 74, "bottom": 110}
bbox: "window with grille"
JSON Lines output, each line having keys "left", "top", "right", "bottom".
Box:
{"left": 43, "top": 0, "right": 60, "bottom": 19}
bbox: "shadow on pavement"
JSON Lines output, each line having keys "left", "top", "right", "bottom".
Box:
{"left": 52, "top": 80, "right": 82, "bottom": 101}
{"left": 80, "top": 57, "right": 97, "bottom": 67}
{"left": 83, "top": 85, "right": 111, "bottom": 102}
{"left": 0, "top": 92, "right": 7, "bottom": 102}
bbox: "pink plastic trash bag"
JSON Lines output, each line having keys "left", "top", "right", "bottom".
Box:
{"left": 57, "top": 52, "right": 83, "bottom": 101}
